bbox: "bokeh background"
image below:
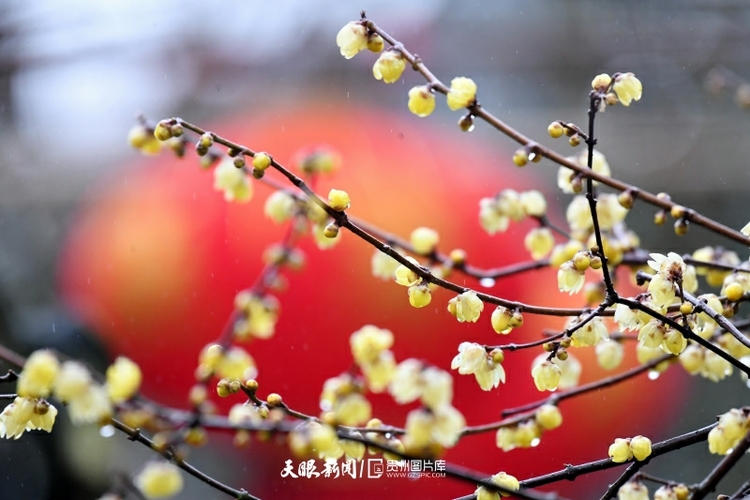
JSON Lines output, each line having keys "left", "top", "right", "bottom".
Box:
{"left": 1, "top": 0, "right": 750, "bottom": 499}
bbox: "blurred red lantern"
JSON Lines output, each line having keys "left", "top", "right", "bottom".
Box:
{"left": 58, "top": 101, "right": 684, "bottom": 498}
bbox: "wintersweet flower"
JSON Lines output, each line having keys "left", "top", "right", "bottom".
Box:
{"left": 654, "top": 485, "right": 679, "bottom": 500}
{"left": 372, "top": 50, "right": 406, "bottom": 83}
{"left": 336, "top": 21, "right": 368, "bottom": 59}
{"left": 264, "top": 190, "right": 297, "bottom": 224}
{"left": 371, "top": 249, "right": 400, "bottom": 281}
{"left": 407, "top": 284, "right": 432, "bottom": 308}
{"left": 557, "top": 261, "right": 585, "bottom": 295}
{"left": 614, "top": 303, "right": 641, "bottom": 332}
{"left": 535, "top": 404, "right": 563, "bottom": 431}
{"left": 519, "top": 190, "right": 547, "bottom": 216}
{"left": 629, "top": 435, "right": 652, "bottom": 461}
{"left": 0, "top": 397, "right": 58, "bottom": 439}
{"left": 742, "top": 221, "right": 750, "bottom": 237}
{"left": 360, "top": 350, "right": 396, "bottom": 392}
{"left": 448, "top": 291, "right": 484, "bottom": 323}
{"left": 612, "top": 73, "right": 642, "bottom": 106}
{"left": 407, "top": 85, "right": 436, "bottom": 117}
{"left": 394, "top": 256, "right": 422, "bottom": 286}
{"left": 475, "top": 471, "right": 520, "bottom": 500}
{"left": 524, "top": 227, "right": 555, "bottom": 260}
{"left": 327, "top": 189, "right": 350, "bottom": 211}
{"left": 618, "top": 481, "right": 649, "bottom": 500}
{"left": 708, "top": 408, "right": 749, "bottom": 455}
{"left": 596, "top": 340, "right": 624, "bottom": 370}
{"left": 135, "top": 461, "right": 184, "bottom": 499}
{"left": 17, "top": 350, "right": 59, "bottom": 399}
{"left": 531, "top": 360, "right": 561, "bottom": 392}
{"left": 388, "top": 359, "right": 423, "bottom": 405}
{"left": 491, "top": 306, "right": 513, "bottom": 334}
{"left": 591, "top": 73, "right": 612, "bottom": 91}
{"left": 558, "top": 150, "right": 611, "bottom": 194}
{"left": 570, "top": 316, "right": 609, "bottom": 347}
{"left": 479, "top": 197, "right": 509, "bottom": 235}
{"left": 106, "top": 356, "right": 142, "bottom": 403}
{"left": 410, "top": 227, "right": 439, "bottom": 255}
{"left": 451, "top": 342, "right": 506, "bottom": 390}
{"left": 446, "top": 77, "right": 477, "bottom": 110}
{"left": 350, "top": 325, "right": 394, "bottom": 366}
{"left": 213, "top": 157, "right": 252, "bottom": 203}
{"left": 608, "top": 438, "right": 633, "bottom": 462}
{"left": 420, "top": 366, "right": 453, "bottom": 409}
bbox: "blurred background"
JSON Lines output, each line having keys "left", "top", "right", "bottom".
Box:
{"left": 1, "top": 0, "right": 750, "bottom": 499}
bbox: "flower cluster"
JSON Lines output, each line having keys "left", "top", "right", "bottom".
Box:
{"left": 607, "top": 435, "right": 652, "bottom": 462}
{"left": 451, "top": 342, "right": 505, "bottom": 390}
{"left": 707, "top": 408, "right": 750, "bottom": 455}
{"left": 479, "top": 189, "right": 547, "bottom": 235}
{"left": 530, "top": 353, "right": 581, "bottom": 392}
{"left": 233, "top": 291, "right": 280, "bottom": 340}
{"left": 319, "top": 374, "right": 372, "bottom": 426}
{"left": 1, "top": 350, "right": 143, "bottom": 439}
{"left": 495, "top": 404, "right": 563, "bottom": 453}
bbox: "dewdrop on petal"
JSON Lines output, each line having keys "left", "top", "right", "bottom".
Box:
{"left": 410, "top": 227, "right": 439, "bottom": 255}
{"left": 106, "top": 356, "right": 142, "bottom": 403}
{"left": 336, "top": 21, "right": 368, "bottom": 59}
{"left": 135, "top": 461, "right": 184, "bottom": 499}
{"left": 446, "top": 77, "right": 478, "bottom": 110}
{"left": 612, "top": 73, "right": 643, "bottom": 106}
{"left": 408, "top": 85, "right": 436, "bottom": 117}
{"left": 373, "top": 50, "right": 406, "bottom": 83}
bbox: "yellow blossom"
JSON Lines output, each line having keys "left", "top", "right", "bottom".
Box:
{"left": 264, "top": 191, "right": 297, "bottom": 224}
{"left": 360, "top": 350, "right": 396, "bottom": 392}
{"left": 328, "top": 189, "right": 350, "bottom": 211}
{"left": 407, "top": 85, "right": 436, "bottom": 117}
{"left": 371, "top": 249, "right": 400, "bottom": 281}
{"left": 0, "top": 397, "right": 58, "bottom": 439}
{"left": 491, "top": 306, "right": 513, "bottom": 334}
{"left": 557, "top": 261, "right": 585, "bottom": 295}
{"left": 373, "top": 50, "right": 406, "bottom": 83}
{"left": 350, "top": 325, "right": 394, "bottom": 366}
{"left": 394, "top": 256, "right": 422, "bottom": 286}
{"left": 408, "top": 284, "right": 432, "bottom": 308}
{"left": 336, "top": 21, "right": 368, "bottom": 59}
{"left": 476, "top": 471, "right": 520, "bottom": 500}
{"left": 608, "top": 437, "right": 633, "bottom": 463}
{"left": 591, "top": 73, "right": 612, "bottom": 91}
{"left": 215, "top": 346, "right": 255, "bottom": 381}
{"left": 54, "top": 361, "right": 93, "bottom": 402}
{"left": 128, "top": 125, "right": 162, "bottom": 155}
{"left": 410, "top": 227, "right": 439, "bottom": 255}
{"left": 524, "top": 227, "right": 555, "bottom": 260}
{"left": 479, "top": 197, "right": 509, "bottom": 235}
{"left": 135, "top": 462, "right": 184, "bottom": 499}
{"left": 629, "top": 435, "right": 652, "bottom": 461}
{"left": 570, "top": 316, "right": 609, "bottom": 347}
{"left": 535, "top": 404, "right": 563, "bottom": 431}
{"left": 106, "top": 357, "right": 142, "bottom": 403}
{"left": 520, "top": 190, "right": 547, "bottom": 217}
{"left": 531, "top": 359, "right": 561, "bottom": 392}
{"left": 420, "top": 366, "right": 453, "bottom": 409}
{"left": 67, "top": 384, "right": 113, "bottom": 424}
{"left": 451, "top": 342, "right": 505, "bottom": 390}
{"left": 448, "top": 291, "right": 484, "bottom": 323}
{"left": 596, "top": 340, "right": 624, "bottom": 370}
{"left": 17, "top": 350, "right": 59, "bottom": 399}
{"left": 618, "top": 481, "right": 649, "bottom": 500}
{"left": 388, "top": 359, "right": 423, "bottom": 405}
{"left": 612, "top": 73, "right": 642, "bottom": 106}
{"left": 213, "top": 157, "right": 252, "bottom": 203}
{"left": 558, "top": 150, "right": 611, "bottom": 194}
{"left": 446, "top": 77, "right": 477, "bottom": 110}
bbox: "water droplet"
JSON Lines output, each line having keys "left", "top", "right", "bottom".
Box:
{"left": 480, "top": 278, "right": 495, "bottom": 288}
{"left": 531, "top": 438, "right": 541, "bottom": 447}
{"left": 648, "top": 370, "right": 660, "bottom": 380}
{"left": 99, "top": 425, "right": 115, "bottom": 438}
{"left": 465, "top": 124, "right": 475, "bottom": 132}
